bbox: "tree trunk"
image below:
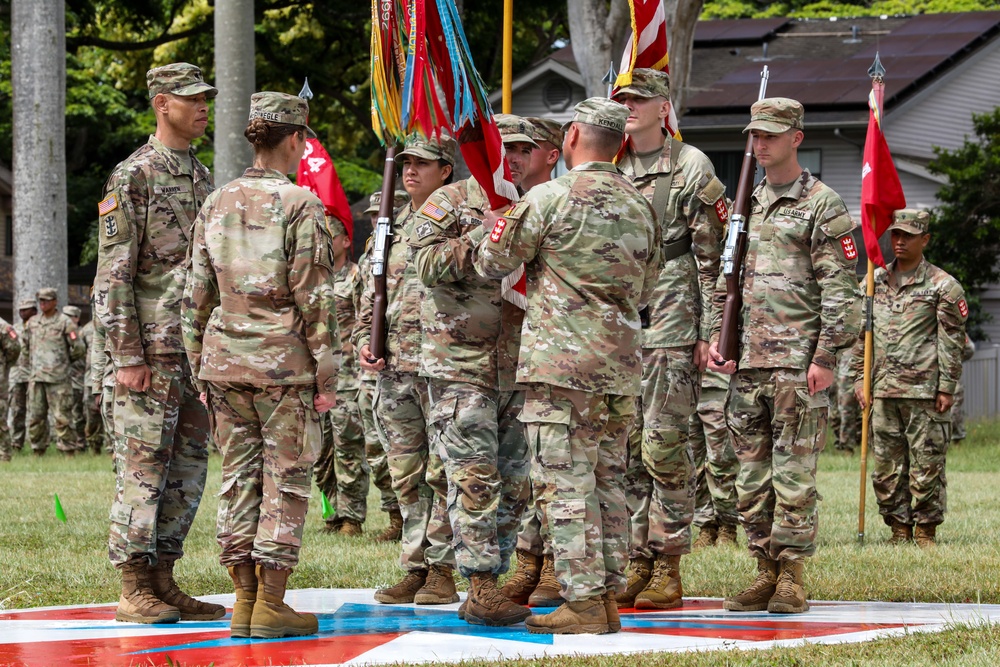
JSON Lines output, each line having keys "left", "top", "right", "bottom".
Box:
{"left": 664, "top": 0, "right": 704, "bottom": 120}
{"left": 12, "top": 0, "right": 67, "bottom": 307}
{"left": 214, "top": 0, "right": 255, "bottom": 185}
{"left": 567, "top": 0, "right": 631, "bottom": 98}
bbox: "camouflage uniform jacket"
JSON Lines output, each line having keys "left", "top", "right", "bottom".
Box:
{"left": 89, "top": 315, "right": 114, "bottom": 393}
{"left": 850, "top": 258, "right": 967, "bottom": 399}
{"left": 355, "top": 206, "right": 424, "bottom": 373}
{"left": 618, "top": 138, "right": 726, "bottom": 347}
{"left": 68, "top": 320, "right": 92, "bottom": 392}
{"left": 95, "top": 135, "right": 213, "bottom": 368}
{"left": 333, "top": 260, "right": 361, "bottom": 393}
{"left": 409, "top": 177, "right": 521, "bottom": 391}
{"left": 23, "top": 313, "right": 85, "bottom": 383}
{"left": 8, "top": 322, "right": 29, "bottom": 385}
{"left": 182, "top": 167, "right": 340, "bottom": 394}
{"left": 0, "top": 317, "right": 21, "bottom": 379}
{"left": 353, "top": 250, "right": 378, "bottom": 385}
{"left": 711, "top": 170, "right": 861, "bottom": 371}
{"left": 475, "top": 161, "right": 660, "bottom": 396}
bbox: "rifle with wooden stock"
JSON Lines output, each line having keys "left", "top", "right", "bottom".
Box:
{"left": 369, "top": 146, "right": 398, "bottom": 360}
{"left": 716, "top": 66, "right": 769, "bottom": 364}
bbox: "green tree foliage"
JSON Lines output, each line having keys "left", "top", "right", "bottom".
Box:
{"left": 925, "top": 108, "right": 1000, "bottom": 338}
{"left": 702, "top": 0, "right": 999, "bottom": 18}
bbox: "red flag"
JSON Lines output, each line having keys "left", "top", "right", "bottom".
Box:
{"left": 860, "top": 79, "right": 905, "bottom": 269}
{"left": 614, "top": 0, "right": 680, "bottom": 139}
{"left": 297, "top": 138, "right": 354, "bottom": 242}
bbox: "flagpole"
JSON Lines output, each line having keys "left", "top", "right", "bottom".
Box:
{"left": 502, "top": 0, "right": 513, "bottom": 113}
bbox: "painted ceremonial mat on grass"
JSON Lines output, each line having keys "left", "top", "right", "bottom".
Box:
{"left": 2, "top": 590, "right": 999, "bottom": 666}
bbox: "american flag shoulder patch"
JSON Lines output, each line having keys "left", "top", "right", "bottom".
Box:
{"left": 420, "top": 201, "right": 448, "bottom": 222}
{"left": 98, "top": 194, "right": 118, "bottom": 216}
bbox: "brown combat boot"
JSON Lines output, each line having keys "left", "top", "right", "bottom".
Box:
{"left": 602, "top": 592, "right": 621, "bottom": 633}
{"left": 693, "top": 522, "right": 718, "bottom": 549}
{"left": 528, "top": 555, "right": 562, "bottom": 608}
{"left": 635, "top": 554, "right": 683, "bottom": 610}
{"left": 615, "top": 556, "right": 653, "bottom": 608}
{"left": 414, "top": 564, "right": 460, "bottom": 604}
{"left": 525, "top": 598, "right": 609, "bottom": 635}
{"left": 374, "top": 569, "right": 427, "bottom": 604}
{"left": 724, "top": 558, "right": 779, "bottom": 612}
{"left": 149, "top": 556, "right": 225, "bottom": 621}
{"left": 465, "top": 573, "right": 531, "bottom": 626}
{"left": 250, "top": 566, "right": 319, "bottom": 638}
{"left": 889, "top": 520, "right": 913, "bottom": 545}
{"left": 338, "top": 518, "right": 363, "bottom": 537}
{"left": 500, "top": 550, "right": 542, "bottom": 604}
{"left": 227, "top": 563, "right": 257, "bottom": 638}
{"left": 115, "top": 560, "right": 180, "bottom": 624}
{"left": 717, "top": 523, "right": 739, "bottom": 547}
{"left": 768, "top": 559, "right": 809, "bottom": 614}
{"left": 914, "top": 524, "right": 937, "bottom": 548}
{"left": 375, "top": 508, "right": 403, "bottom": 542}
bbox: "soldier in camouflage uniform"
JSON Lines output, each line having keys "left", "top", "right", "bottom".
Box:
{"left": 7, "top": 299, "right": 35, "bottom": 453}
{"left": 851, "top": 209, "right": 967, "bottom": 548}
{"left": 0, "top": 313, "right": 21, "bottom": 462}
{"left": 409, "top": 115, "right": 537, "bottom": 626}
{"left": 314, "top": 213, "right": 370, "bottom": 536}
{"left": 709, "top": 98, "right": 861, "bottom": 615}
{"left": 477, "top": 98, "right": 660, "bottom": 635}
{"left": 63, "top": 305, "right": 87, "bottom": 448}
{"left": 950, "top": 336, "right": 975, "bottom": 441}
{"left": 95, "top": 63, "right": 223, "bottom": 625}
{"left": 89, "top": 307, "right": 115, "bottom": 455}
{"left": 25, "top": 288, "right": 86, "bottom": 456}
{"left": 690, "top": 370, "right": 739, "bottom": 548}
{"left": 612, "top": 69, "right": 727, "bottom": 610}
{"left": 183, "top": 91, "right": 339, "bottom": 639}
{"left": 356, "top": 135, "right": 458, "bottom": 606}
{"left": 831, "top": 348, "right": 862, "bottom": 454}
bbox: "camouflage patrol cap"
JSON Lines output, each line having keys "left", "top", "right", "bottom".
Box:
{"left": 744, "top": 97, "right": 804, "bottom": 134}
{"left": 17, "top": 299, "right": 36, "bottom": 311}
{"left": 396, "top": 134, "right": 458, "bottom": 166}
{"left": 563, "top": 97, "right": 629, "bottom": 135}
{"left": 249, "top": 91, "right": 316, "bottom": 137}
{"left": 62, "top": 305, "right": 81, "bottom": 318}
{"left": 495, "top": 115, "right": 538, "bottom": 148}
{"left": 888, "top": 208, "right": 931, "bottom": 235}
{"left": 146, "top": 63, "right": 218, "bottom": 99}
{"left": 364, "top": 190, "right": 411, "bottom": 215}
{"left": 36, "top": 287, "right": 57, "bottom": 301}
{"left": 525, "top": 116, "right": 564, "bottom": 148}
{"left": 612, "top": 68, "right": 670, "bottom": 100}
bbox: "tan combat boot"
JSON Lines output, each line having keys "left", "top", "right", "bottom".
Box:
{"left": 716, "top": 523, "right": 739, "bottom": 547}
{"left": 249, "top": 565, "right": 318, "bottom": 638}
{"left": 602, "top": 592, "right": 621, "bottom": 633}
{"left": 525, "top": 597, "right": 609, "bottom": 635}
{"left": 338, "top": 518, "right": 363, "bottom": 537}
{"left": 914, "top": 524, "right": 937, "bottom": 548}
{"left": 374, "top": 569, "right": 427, "bottom": 604}
{"left": 615, "top": 556, "right": 653, "bottom": 608}
{"left": 767, "top": 559, "right": 809, "bottom": 614}
{"left": 116, "top": 560, "right": 181, "bottom": 624}
{"left": 465, "top": 572, "right": 531, "bottom": 626}
{"left": 528, "top": 555, "right": 563, "bottom": 607}
{"left": 414, "top": 564, "right": 460, "bottom": 604}
{"left": 500, "top": 550, "right": 542, "bottom": 604}
{"left": 889, "top": 520, "right": 913, "bottom": 545}
{"left": 724, "top": 558, "right": 778, "bottom": 612}
{"left": 149, "top": 556, "right": 225, "bottom": 621}
{"left": 227, "top": 563, "right": 257, "bottom": 638}
{"left": 693, "top": 522, "right": 718, "bottom": 549}
{"left": 375, "top": 508, "right": 403, "bottom": 542}
{"left": 634, "top": 554, "right": 683, "bottom": 610}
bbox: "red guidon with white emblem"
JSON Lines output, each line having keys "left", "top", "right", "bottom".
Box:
{"left": 840, "top": 235, "right": 858, "bottom": 261}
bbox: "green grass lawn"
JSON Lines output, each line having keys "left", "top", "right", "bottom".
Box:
{"left": 2, "top": 419, "right": 999, "bottom": 666}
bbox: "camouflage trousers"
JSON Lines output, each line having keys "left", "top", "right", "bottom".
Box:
{"left": 726, "top": 368, "right": 828, "bottom": 561}
{"left": 102, "top": 385, "right": 116, "bottom": 464}
{"left": 623, "top": 347, "right": 697, "bottom": 559}
{"left": 871, "top": 398, "right": 950, "bottom": 527}
{"left": 360, "top": 378, "right": 398, "bottom": 512}
{"left": 429, "top": 380, "right": 530, "bottom": 578}
{"left": 29, "top": 380, "right": 80, "bottom": 453}
{"left": 951, "top": 381, "right": 967, "bottom": 441}
{"left": 515, "top": 492, "right": 546, "bottom": 556}
{"left": 70, "top": 385, "right": 86, "bottom": 446}
{"left": 521, "top": 383, "right": 633, "bottom": 601}
{"left": 9, "top": 382, "right": 28, "bottom": 450}
{"left": 85, "top": 387, "right": 110, "bottom": 454}
{"left": 373, "top": 371, "right": 453, "bottom": 572}
{"left": 691, "top": 387, "right": 739, "bottom": 528}
{"left": 108, "top": 354, "right": 210, "bottom": 567}
{"left": 0, "top": 378, "right": 10, "bottom": 460}
{"left": 831, "top": 352, "right": 861, "bottom": 452}
{"left": 315, "top": 387, "right": 370, "bottom": 524}
{"left": 210, "top": 381, "right": 321, "bottom": 569}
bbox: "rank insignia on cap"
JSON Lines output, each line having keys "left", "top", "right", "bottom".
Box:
{"left": 714, "top": 198, "right": 729, "bottom": 224}
{"left": 98, "top": 194, "right": 118, "bottom": 216}
{"left": 840, "top": 235, "right": 858, "bottom": 261}
{"left": 420, "top": 201, "right": 448, "bottom": 222}
{"left": 958, "top": 299, "right": 969, "bottom": 318}
{"left": 490, "top": 217, "right": 508, "bottom": 243}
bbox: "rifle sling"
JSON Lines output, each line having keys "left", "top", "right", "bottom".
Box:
{"left": 651, "top": 136, "right": 692, "bottom": 264}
